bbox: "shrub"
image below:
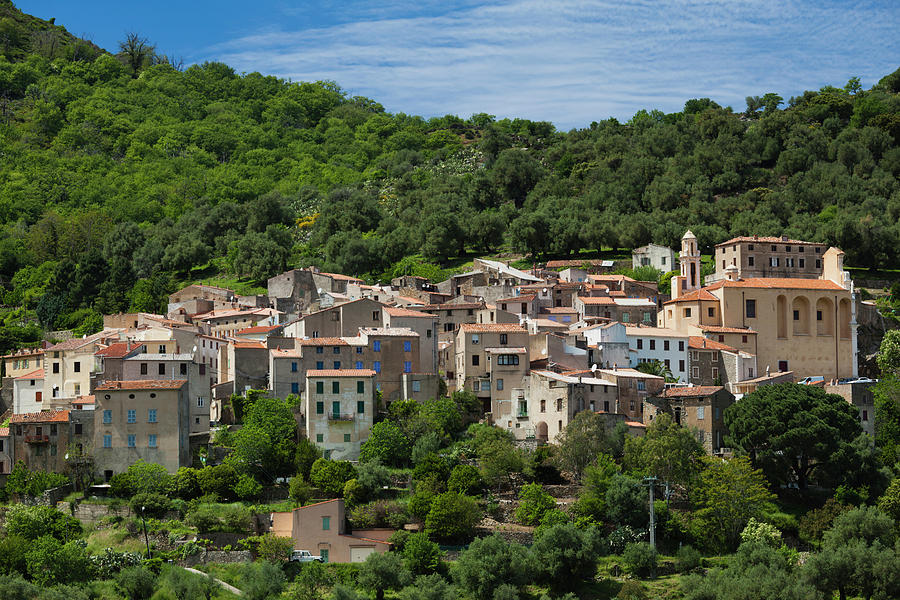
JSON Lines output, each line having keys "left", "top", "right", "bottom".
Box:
{"left": 4, "top": 461, "right": 69, "bottom": 497}
{"left": 493, "top": 584, "right": 520, "bottom": 600}
{"left": 622, "top": 542, "right": 657, "bottom": 578}
{"left": 130, "top": 493, "right": 173, "bottom": 518}
{"left": 289, "top": 474, "right": 312, "bottom": 505}
{"left": 531, "top": 523, "right": 605, "bottom": 592}
{"left": 310, "top": 459, "right": 357, "bottom": 497}
{"left": 242, "top": 560, "right": 285, "bottom": 600}
{"left": 799, "top": 498, "right": 851, "bottom": 545}
{"left": 349, "top": 500, "right": 409, "bottom": 529}
{"left": 447, "top": 464, "right": 483, "bottom": 496}
{"left": 402, "top": 533, "right": 443, "bottom": 575}
{"left": 359, "top": 421, "right": 412, "bottom": 467}
{"left": 0, "top": 535, "right": 28, "bottom": 576}
{"left": 514, "top": 483, "right": 555, "bottom": 525}
{"left": 388, "top": 530, "right": 412, "bottom": 551}
{"left": 255, "top": 534, "right": 294, "bottom": 563}
{"left": 675, "top": 545, "right": 702, "bottom": 573}
{"left": 616, "top": 580, "right": 649, "bottom": 600}
{"left": 196, "top": 463, "right": 239, "bottom": 500}
{"left": 357, "top": 459, "right": 392, "bottom": 499}
{"left": 115, "top": 566, "right": 157, "bottom": 600}
{"left": 185, "top": 503, "right": 253, "bottom": 533}
{"left": 168, "top": 467, "right": 201, "bottom": 499}
{"left": 399, "top": 574, "right": 457, "bottom": 600}
{"left": 607, "top": 525, "right": 644, "bottom": 554}
{"left": 234, "top": 474, "right": 263, "bottom": 500}
{"left": 4, "top": 504, "right": 82, "bottom": 541}
{"left": 343, "top": 478, "right": 366, "bottom": 507}
{"left": 452, "top": 535, "right": 530, "bottom": 599}
{"left": 739, "top": 518, "right": 781, "bottom": 548}
{"left": 117, "top": 460, "right": 172, "bottom": 496}
{"left": 358, "top": 552, "right": 412, "bottom": 600}
{"left": 90, "top": 548, "right": 143, "bottom": 578}
{"left": 25, "top": 537, "right": 93, "bottom": 586}
{"left": 425, "top": 492, "right": 482, "bottom": 543}
{"left": 412, "top": 453, "right": 451, "bottom": 482}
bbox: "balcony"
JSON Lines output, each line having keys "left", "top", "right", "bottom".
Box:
{"left": 327, "top": 413, "right": 354, "bottom": 422}
{"left": 25, "top": 435, "right": 49, "bottom": 443}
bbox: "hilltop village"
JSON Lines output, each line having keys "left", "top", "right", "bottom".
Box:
{"left": 1, "top": 230, "right": 872, "bottom": 480}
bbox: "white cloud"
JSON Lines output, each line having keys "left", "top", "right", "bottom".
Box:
{"left": 199, "top": 0, "right": 900, "bottom": 129}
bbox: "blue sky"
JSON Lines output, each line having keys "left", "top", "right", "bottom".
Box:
{"left": 17, "top": 0, "right": 900, "bottom": 129}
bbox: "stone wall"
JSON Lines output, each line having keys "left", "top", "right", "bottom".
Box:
{"left": 57, "top": 500, "right": 133, "bottom": 524}
{"left": 179, "top": 550, "right": 253, "bottom": 567}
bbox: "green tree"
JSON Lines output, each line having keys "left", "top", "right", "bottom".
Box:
{"left": 622, "top": 542, "right": 658, "bottom": 578}
{"left": 877, "top": 478, "right": 900, "bottom": 522}
{"left": 692, "top": 456, "right": 775, "bottom": 551}
{"left": 554, "top": 411, "right": 619, "bottom": 481}
{"left": 447, "top": 464, "right": 483, "bottom": 496}
{"left": 398, "top": 574, "right": 457, "bottom": 600}
{"left": 530, "top": 523, "right": 605, "bottom": 592}
{"left": 285, "top": 560, "right": 334, "bottom": 600}
{"left": 724, "top": 383, "right": 863, "bottom": 489}
{"left": 115, "top": 566, "right": 157, "bottom": 600}
{"left": 402, "top": 533, "right": 443, "bottom": 575}
{"left": 242, "top": 560, "right": 285, "bottom": 600}
{"left": 25, "top": 537, "right": 92, "bottom": 586}
{"left": 3, "top": 504, "right": 82, "bottom": 541}
{"left": 309, "top": 459, "right": 357, "bottom": 497}
{"left": 289, "top": 474, "right": 313, "bottom": 506}
{"left": 514, "top": 483, "right": 556, "bottom": 525}
{"left": 229, "top": 395, "right": 298, "bottom": 480}
{"left": 425, "top": 492, "right": 482, "bottom": 543}
{"left": 623, "top": 412, "right": 704, "bottom": 496}
{"left": 452, "top": 535, "right": 530, "bottom": 599}
{"left": 876, "top": 329, "right": 900, "bottom": 376}
{"left": 873, "top": 377, "right": 900, "bottom": 466}
{"left": 357, "top": 551, "right": 412, "bottom": 600}
{"left": 359, "top": 421, "right": 412, "bottom": 467}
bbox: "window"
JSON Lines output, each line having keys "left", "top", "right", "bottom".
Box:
{"left": 786, "top": 258, "right": 794, "bottom": 267}
{"left": 556, "top": 399, "right": 563, "bottom": 411}
{"left": 793, "top": 310, "right": 800, "bottom": 321}
{"left": 316, "top": 433, "right": 324, "bottom": 443}
{"left": 127, "top": 409, "right": 136, "bottom": 424}
{"left": 718, "top": 335, "right": 725, "bottom": 342}
{"left": 73, "top": 361, "right": 80, "bottom": 372}
{"left": 637, "top": 339, "right": 643, "bottom": 350}
{"left": 697, "top": 406, "right": 705, "bottom": 420}
{"left": 103, "top": 410, "right": 112, "bottom": 424}
{"left": 316, "top": 346, "right": 324, "bottom": 354}
{"left": 497, "top": 378, "right": 504, "bottom": 391}
{"left": 291, "top": 382, "right": 299, "bottom": 394}
{"left": 356, "top": 347, "right": 363, "bottom": 354}
{"left": 74, "top": 384, "right": 81, "bottom": 395}
{"left": 427, "top": 329, "right": 432, "bottom": 338}
{"left": 679, "top": 360, "right": 685, "bottom": 371}
{"left": 664, "top": 359, "right": 670, "bottom": 369}
{"left": 664, "top": 340, "right": 670, "bottom": 351}
{"left": 748, "top": 256, "right": 754, "bottom": 266}
{"left": 52, "top": 362, "right": 59, "bottom": 374}
{"left": 149, "top": 434, "right": 158, "bottom": 448}
{"left": 862, "top": 410, "right": 868, "bottom": 422}
{"left": 127, "top": 434, "right": 136, "bottom": 448}
{"left": 322, "top": 517, "right": 330, "bottom": 531}
{"left": 333, "top": 361, "right": 341, "bottom": 369}
{"left": 316, "top": 401, "right": 324, "bottom": 414}
{"left": 373, "top": 361, "right": 381, "bottom": 373}
{"left": 815, "top": 259, "right": 821, "bottom": 268}
{"left": 356, "top": 381, "right": 365, "bottom": 394}
{"left": 332, "top": 346, "right": 340, "bottom": 355}
{"left": 622, "top": 313, "right": 630, "bottom": 323}
{"left": 712, "top": 367, "right": 719, "bottom": 380}
{"left": 372, "top": 340, "right": 382, "bottom": 353}
{"left": 291, "top": 362, "right": 298, "bottom": 373}
{"left": 344, "top": 433, "right": 351, "bottom": 442}
{"left": 769, "top": 257, "right": 779, "bottom": 267}
{"left": 404, "top": 341, "right": 412, "bottom": 352}
{"left": 103, "top": 435, "right": 112, "bottom": 448}
{"left": 496, "top": 354, "right": 519, "bottom": 366}
{"left": 316, "top": 381, "right": 324, "bottom": 394}
{"left": 74, "top": 423, "right": 82, "bottom": 435}
{"left": 540, "top": 399, "right": 546, "bottom": 412}
{"left": 356, "top": 399, "right": 365, "bottom": 414}
{"left": 684, "top": 308, "right": 692, "bottom": 318}
{"left": 771, "top": 245, "right": 777, "bottom": 251}
{"left": 355, "top": 361, "right": 363, "bottom": 369}
{"left": 816, "top": 310, "right": 823, "bottom": 321}
{"left": 316, "top": 361, "right": 324, "bottom": 370}
{"left": 331, "top": 381, "right": 340, "bottom": 394}
{"left": 199, "top": 364, "right": 206, "bottom": 375}
{"left": 471, "top": 334, "right": 479, "bottom": 345}
{"left": 637, "top": 381, "right": 645, "bottom": 391}
{"left": 148, "top": 409, "right": 157, "bottom": 423}
{"left": 412, "top": 380, "right": 421, "bottom": 392}
{"left": 499, "top": 334, "right": 508, "bottom": 345}
{"left": 158, "top": 363, "right": 165, "bottom": 375}
{"left": 140, "top": 363, "right": 147, "bottom": 375}
{"left": 715, "top": 407, "right": 721, "bottom": 420}
{"left": 372, "top": 310, "right": 380, "bottom": 321}
{"left": 649, "top": 340, "right": 656, "bottom": 350}
{"left": 404, "top": 361, "right": 412, "bottom": 373}
{"left": 472, "top": 355, "right": 479, "bottom": 366}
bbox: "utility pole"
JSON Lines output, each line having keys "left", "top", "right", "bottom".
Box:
{"left": 642, "top": 476, "right": 658, "bottom": 549}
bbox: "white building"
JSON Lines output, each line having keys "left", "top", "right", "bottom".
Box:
{"left": 632, "top": 243, "right": 677, "bottom": 272}
{"left": 623, "top": 326, "right": 690, "bottom": 383}
{"left": 13, "top": 369, "right": 45, "bottom": 414}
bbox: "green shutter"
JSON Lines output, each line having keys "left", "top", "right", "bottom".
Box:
{"left": 357, "top": 400, "right": 365, "bottom": 414}
{"left": 316, "top": 401, "right": 324, "bottom": 414}
{"left": 357, "top": 381, "right": 364, "bottom": 394}
{"left": 316, "top": 381, "right": 323, "bottom": 394}
{"left": 332, "top": 381, "right": 340, "bottom": 394}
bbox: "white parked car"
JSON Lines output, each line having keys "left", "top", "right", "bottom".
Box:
{"left": 289, "top": 550, "right": 324, "bottom": 563}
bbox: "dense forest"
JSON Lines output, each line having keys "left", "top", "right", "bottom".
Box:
{"left": 0, "top": 0, "right": 899, "bottom": 348}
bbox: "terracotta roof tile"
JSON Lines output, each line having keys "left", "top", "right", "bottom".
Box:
{"left": 660, "top": 386, "right": 725, "bottom": 398}
{"left": 578, "top": 296, "right": 615, "bottom": 305}
{"left": 295, "top": 338, "right": 349, "bottom": 346}
{"left": 0, "top": 427, "right": 8, "bottom": 436}
{"left": 319, "top": 272, "right": 364, "bottom": 282}
{"left": 496, "top": 295, "right": 537, "bottom": 303}
{"left": 697, "top": 325, "right": 757, "bottom": 334}
{"left": 716, "top": 236, "right": 822, "bottom": 246}
{"left": 705, "top": 278, "right": 845, "bottom": 291}
{"left": 95, "top": 380, "right": 188, "bottom": 391}
{"left": 664, "top": 289, "right": 719, "bottom": 304}
{"left": 10, "top": 410, "right": 70, "bottom": 423}
{"left": 384, "top": 306, "right": 436, "bottom": 318}
{"left": 233, "top": 341, "right": 266, "bottom": 349}
{"left": 306, "top": 369, "right": 377, "bottom": 377}
{"left": 15, "top": 369, "right": 44, "bottom": 380}
{"left": 1, "top": 348, "right": 44, "bottom": 359}
{"left": 95, "top": 342, "right": 145, "bottom": 358}
{"left": 236, "top": 325, "right": 283, "bottom": 335}
{"left": 458, "top": 324, "right": 527, "bottom": 333}
{"left": 688, "top": 336, "right": 738, "bottom": 352}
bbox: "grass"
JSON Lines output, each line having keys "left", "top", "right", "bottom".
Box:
{"left": 84, "top": 523, "right": 146, "bottom": 554}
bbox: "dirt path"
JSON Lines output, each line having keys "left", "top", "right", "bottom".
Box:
{"left": 184, "top": 567, "right": 243, "bottom": 597}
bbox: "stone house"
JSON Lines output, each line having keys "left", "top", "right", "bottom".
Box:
{"left": 0, "top": 426, "right": 11, "bottom": 474}
{"left": 595, "top": 367, "right": 665, "bottom": 422}
{"left": 9, "top": 410, "right": 72, "bottom": 474}
{"left": 455, "top": 324, "right": 530, "bottom": 418}
{"left": 825, "top": 380, "right": 877, "bottom": 437}
{"left": 303, "top": 370, "right": 376, "bottom": 460}
{"left": 645, "top": 386, "right": 735, "bottom": 454}
{"left": 632, "top": 243, "right": 676, "bottom": 272}
{"left": 706, "top": 236, "right": 827, "bottom": 284}
{"left": 525, "top": 370, "right": 619, "bottom": 443}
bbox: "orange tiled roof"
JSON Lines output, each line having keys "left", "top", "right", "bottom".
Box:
{"left": 496, "top": 295, "right": 537, "bottom": 303}
{"left": 705, "top": 278, "right": 846, "bottom": 291}
{"left": 578, "top": 296, "right": 615, "bottom": 305}
{"left": 233, "top": 341, "right": 266, "bottom": 349}
{"left": 1, "top": 348, "right": 44, "bottom": 358}
{"left": 15, "top": 368, "right": 44, "bottom": 380}
{"left": 95, "top": 380, "right": 187, "bottom": 391}
{"left": 10, "top": 410, "right": 70, "bottom": 424}
{"left": 319, "top": 272, "right": 364, "bottom": 282}
{"left": 697, "top": 325, "right": 757, "bottom": 334}
{"left": 384, "top": 306, "right": 436, "bottom": 318}
{"left": 0, "top": 427, "right": 8, "bottom": 436}
{"left": 306, "top": 369, "right": 377, "bottom": 377}
{"left": 664, "top": 289, "right": 718, "bottom": 304}
{"left": 716, "top": 236, "right": 822, "bottom": 247}
{"left": 95, "top": 342, "right": 144, "bottom": 358}
{"left": 459, "top": 324, "right": 527, "bottom": 333}
{"left": 688, "top": 336, "right": 737, "bottom": 352}
{"left": 236, "top": 325, "right": 283, "bottom": 335}
{"left": 660, "top": 386, "right": 725, "bottom": 398}
{"left": 296, "top": 338, "right": 349, "bottom": 346}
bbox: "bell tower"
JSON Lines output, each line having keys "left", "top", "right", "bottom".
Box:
{"left": 669, "top": 230, "right": 701, "bottom": 299}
